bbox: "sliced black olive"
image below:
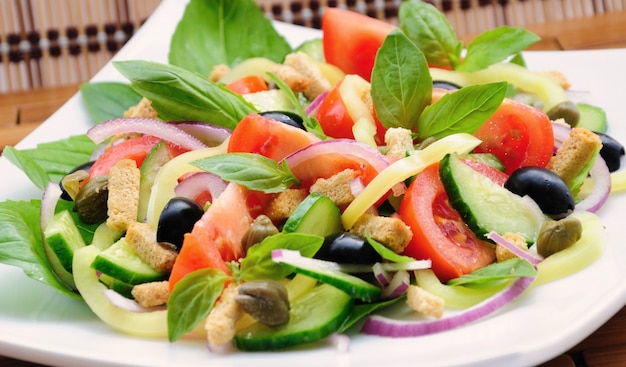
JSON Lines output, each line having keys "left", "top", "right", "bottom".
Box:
{"left": 156, "top": 197, "right": 204, "bottom": 251}
{"left": 59, "top": 161, "right": 95, "bottom": 201}
{"left": 594, "top": 131, "right": 624, "bottom": 172}
{"left": 314, "top": 233, "right": 382, "bottom": 265}
{"left": 504, "top": 167, "right": 575, "bottom": 219}
{"left": 260, "top": 111, "right": 305, "bottom": 130}
{"left": 432, "top": 80, "right": 461, "bottom": 90}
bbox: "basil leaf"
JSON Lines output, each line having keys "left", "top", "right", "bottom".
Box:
{"left": 371, "top": 29, "right": 432, "bottom": 131}
{"left": 79, "top": 82, "right": 142, "bottom": 123}
{"left": 114, "top": 60, "right": 256, "bottom": 129}
{"left": 192, "top": 153, "right": 300, "bottom": 193}
{"left": 0, "top": 200, "right": 80, "bottom": 299}
{"left": 446, "top": 258, "right": 537, "bottom": 287}
{"left": 239, "top": 232, "right": 324, "bottom": 281}
{"left": 339, "top": 296, "right": 403, "bottom": 332}
{"left": 367, "top": 237, "right": 415, "bottom": 263}
{"left": 399, "top": 0, "right": 463, "bottom": 69}
{"left": 417, "top": 82, "right": 507, "bottom": 139}
{"left": 169, "top": 0, "right": 292, "bottom": 76}
{"left": 167, "top": 268, "right": 230, "bottom": 342}
{"left": 457, "top": 26, "right": 540, "bottom": 72}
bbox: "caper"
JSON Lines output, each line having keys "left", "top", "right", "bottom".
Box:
{"left": 74, "top": 175, "right": 109, "bottom": 224}
{"left": 235, "top": 280, "right": 290, "bottom": 327}
{"left": 59, "top": 161, "right": 95, "bottom": 201}
{"left": 241, "top": 215, "right": 279, "bottom": 253}
{"left": 547, "top": 101, "right": 580, "bottom": 127}
{"left": 536, "top": 216, "right": 582, "bottom": 258}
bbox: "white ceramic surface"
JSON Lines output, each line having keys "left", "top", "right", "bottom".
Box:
{"left": 1, "top": 1, "right": 626, "bottom": 366}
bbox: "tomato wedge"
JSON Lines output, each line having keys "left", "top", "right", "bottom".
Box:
{"left": 399, "top": 162, "right": 496, "bottom": 282}
{"left": 322, "top": 7, "right": 395, "bottom": 81}
{"left": 225, "top": 75, "right": 269, "bottom": 94}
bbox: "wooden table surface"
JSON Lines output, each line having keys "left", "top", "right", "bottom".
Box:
{"left": 2, "top": 9, "right": 626, "bottom": 367}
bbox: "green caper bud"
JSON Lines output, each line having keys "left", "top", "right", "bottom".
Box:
{"left": 241, "top": 215, "right": 279, "bottom": 253}
{"left": 61, "top": 169, "right": 90, "bottom": 201}
{"left": 547, "top": 101, "right": 580, "bottom": 127}
{"left": 536, "top": 216, "right": 582, "bottom": 258}
{"left": 74, "top": 175, "right": 109, "bottom": 224}
{"left": 235, "top": 280, "right": 290, "bottom": 327}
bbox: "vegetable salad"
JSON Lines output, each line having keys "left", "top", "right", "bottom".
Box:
{"left": 1, "top": 0, "right": 625, "bottom": 357}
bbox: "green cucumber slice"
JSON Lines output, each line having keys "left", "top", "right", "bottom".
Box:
{"left": 282, "top": 192, "right": 343, "bottom": 236}
{"left": 138, "top": 141, "right": 175, "bottom": 222}
{"left": 91, "top": 238, "right": 167, "bottom": 285}
{"left": 576, "top": 103, "right": 607, "bottom": 132}
{"left": 233, "top": 283, "right": 352, "bottom": 351}
{"left": 44, "top": 210, "right": 87, "bottom": 273}
{"left": 439, "top": 154, "right": 544, "bottom": 243}
{"left": 99, "top": 273, "right": 135, "bottom": 299}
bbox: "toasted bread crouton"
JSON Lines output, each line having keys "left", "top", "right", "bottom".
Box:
{"left": 310, "top": 169, "right": 357, "bottom": 210}
{"left": 106, "top": 159, "right": 140, "bottom": 232}
{"left": 406, "top": 285, "right": 444, "bottom": 319}
{"left": 547, "top": 127, "right": 602, "bottom": 185}
{"left": 131, "top": 281, "right": 170, "bottom": 307}
{"left": 209, "top": 64, "right": 230, "bottom": 82}
{"left": 271, "top": 63, "right": 312, "bottom": 94}
{"left": 495, "top": 232, "right": 529, "bottom": 262}
{"left": 265, "top": 188, "right": 309, "bottom": 224}
{"left": 125, "top": 222, "right": 178, "bottom": 272}
{"left": 283, "top": 51, "right": 332, "bottom": 100}
{"left": 385, "top": 127, "right": 414, "bottom": 159}
{"left": 350, "top": 214, "right": 412, "bottom": 254}
{"left": 205, "top": 284, "right": 245, "bottom": 346}
{"left": 538, "top": 70, "right": 571, "bottom": 90}
{"left": 124, "top": 97, "right": 158, "bottom": 119}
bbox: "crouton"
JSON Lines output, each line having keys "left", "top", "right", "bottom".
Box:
{"left": 283, "top": 51, "right": 332, "bottom": 100}
{"left": 270, "top": 63, "right": 312, "bottom": 94}
{"left": 547, "top": 127, "right": 602, "bottom": 185}
{"left": 209, "top": 64, "right": 230, "bottom": 82}
{"left": 131, "top": 281, "right": 170, "bottom": 307}
{"left": 309, "top": 169, "right": 357, "bottom": 210}
{"left": 265, "top": 188, "right": 309, "bottom": 224}
{"left": 205, "top": 284, "right": 245, "bottom": 347}
{"left": 385, "top": 127, "right": 414, "bottom": 159}
{"left": 125, "top": 222, "right": 178, "bottom": 272}
{"left": 349, "top": 213, "right": 412, "bottom": 254}
{"left": 124, "top": 97, "right": 158, "bottom": 119}
{"left": 106, "top": 159, "right": 140, "bottom": 232}
{"left": 406, "top": 285, "right": 444, "bottom": 319}
{"left": 495, "top": 232, "right": 529, "bottom": 262}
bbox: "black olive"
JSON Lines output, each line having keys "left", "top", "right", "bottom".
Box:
{"left": 59, "top": 161, "right": 95, "bottom": 201}
{"left": 260, "top": 111, "right": 305, "bottom": 130}
{"left": 432, "top": 80, "right": 461, "bottom": 90}
{"left": 594, "top": 131, "right": 624, "bottom": 172}
{"left": 504, "top": 167, "right": 575, "bottom": 219}
{"left": 156, "top": 197, "right": 204, "bottom": 251}
{"left": 314, "top": 233, "right": 382, "bottom": 265}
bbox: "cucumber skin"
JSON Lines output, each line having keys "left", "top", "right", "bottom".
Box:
{"left": 282, "top": 192, "right": 343, "bottom": 237}
{"left": 233, "top": 283, "right": 352, "bottom": 351}
{"left": 91, "top": 239, "right": 167, "bottom": 285}
{"left": 44, "top": 210, "right": 87, "bottom": 273}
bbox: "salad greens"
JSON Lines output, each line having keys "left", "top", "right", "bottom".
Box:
{"left": 79, "top": 82, "right": 142, "bottom": 123}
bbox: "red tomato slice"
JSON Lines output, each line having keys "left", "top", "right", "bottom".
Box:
{"left": 322, "top": 8, "right": 395, "bottom": 81}
{"left": 399, "top": 162, "right": 496, "bottom": 282}
{"left": 225, "top": 75, "right": 269, "bottom": 94}
{"left": 228, "top": 113, "right": 319, "bottom": 161}
{"left": 472, "top": 98, "right": 554, "bottom": 174}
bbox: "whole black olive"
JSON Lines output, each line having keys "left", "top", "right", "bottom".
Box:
{"left": 157, "top": 197, "right": 204, "bottom": 251}
{"left": 595, "top": 131, "right": 624, "bottom": 172}
{"left": 504, "top": 167, "right": 575, "bottom": 219}
{"left": 432, "top": 80, "right": 461, "bottom": 90}
{"left": 314, "top": 233, "right": 382, "bottom": 265}
{"left": 59, "top": 161, "right": 95, "bottom": 201}
{"left": 260, "top": 111, "right": 305, "bottom": 130}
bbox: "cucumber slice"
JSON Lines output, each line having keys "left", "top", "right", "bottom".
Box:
{"left": 439, "top": 154, "right": 544, "bottom": 243}
{"left": 576, "top": 103, "right": 607, "bottom": 132}
{"left": 233, "top": 283, "right": 352, "bottom": 351}
{"left": 138, "top": 141, "right": 175, "bottom": 222}
{"left": 243, "top": 89, "right": 296, "bottom": 113}
{"left": 44, "top": 210, "right": 87, "bottom": 273}
{"left": 282, "top": 192, "right": 343, "bottom": 236}
{"left": 91, "top": 222, "right": 123, "bottom": 251}
{"left": 91, "top": 238, "right": 167, "bottom": 285}
{"left": 99, "top": 273, "right": 135, "bottom": 299}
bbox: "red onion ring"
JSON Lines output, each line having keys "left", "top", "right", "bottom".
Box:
{"left": 40, "top": 182, "right": 63, "bottom": 233}
{"left": 175, "top": 171, "right": 228, "bottom": 204}
{"left": 380, "top": 269, "right": 410, "bottom": 299}
{"left": 102, "top": 289, "right": 166, "bottom": 313}
{"left": 305, "top": 90, "right": 328, "bottom": 116}
{"left": 486, "top": 231, "right": 543, "bottom": 266}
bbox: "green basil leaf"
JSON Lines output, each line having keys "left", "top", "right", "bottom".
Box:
{"left": 446, "top": 258, "right": 537, "bottom": 287}
{"left": 169, "top": 0, "right": 292, "bottom": 76}
{"left": 457, "top": 26, "right": 540, "bottom": 72}
{"left": 417, "top": 82, "right": 507, "bottom": 139}
{"left": 79, "top": 82, "right": 142, "bottom": 123}
{"left": 371, "top": 29, "right": 432, "bottom": 131}
{"left": 114, "top": 60, "right": 256, "bottom": 129}
{"left": 167, "top": 268, "right": 230, "bottom": 342}
{"left": 191, "top": 153, "right": 300, "bottom": 193}
{"left": 367, "top": 237, "right": 415, "bottom": 263}
{"left": 399, "top": 0, "right": 463, "bottom": 69}
{"left": 240, "top": 232, "right": 324, "bottom": 281}
{"left": 339, "top": 296, "right": 403, "bottom": 332}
